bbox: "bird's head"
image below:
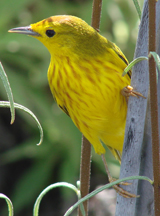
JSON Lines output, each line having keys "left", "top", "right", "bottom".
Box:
{"left": 9, "top": 15, "right": 107, "bottom": 59}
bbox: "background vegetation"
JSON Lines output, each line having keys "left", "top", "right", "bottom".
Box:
{"left": 0, "top": 0, "right": 143, "bottom": 215}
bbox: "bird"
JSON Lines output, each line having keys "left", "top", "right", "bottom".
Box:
{"left": 8, "top": 15, "right": 144, "bottom": 198}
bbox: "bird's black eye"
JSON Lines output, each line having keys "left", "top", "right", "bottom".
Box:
{"left": 46, "top": 30, "right": 55, "bottom": 37}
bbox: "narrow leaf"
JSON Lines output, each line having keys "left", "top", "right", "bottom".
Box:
{"left": 0, "top": 101, "right": 43, "bottom": 146}
{"left": 122, "top": 56, "right": 148, "bottom": 76}
{"left": 64, "top": 176, "right": 153, "bottom": 216}
{"left": 0, "top": 193, "right": 14, "bottom": 216}
{"left": 149, "top": 51, "right": 160, "bottom": 71}
{"left": 33, "top": 182, "right": 85, "bottom": 216}
{"left": 132, "top": 0, "right": 142, "bottom": 19}
{"left": 0, "top": 62, "right": 15, "bottom": 124}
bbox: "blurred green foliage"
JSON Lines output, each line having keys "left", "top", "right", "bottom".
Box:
{"left": 0, "top": 0, "right": 143, "bottom": 215}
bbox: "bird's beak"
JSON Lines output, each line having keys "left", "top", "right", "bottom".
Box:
{"left": 8, "top": 26, "right": 40, "bottom": 36}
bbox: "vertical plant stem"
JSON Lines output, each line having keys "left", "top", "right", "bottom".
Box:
{"left": 148, "top": 0, "right": 160, "bottom": 215}
{"left": 78, "top": 136, "right": 91, "bottom": 216}
{"left": 91, "top": 0, "right": 102, "bottom": 31}
{"left": 78, "top": 1, "right": 102, "bottom": 215}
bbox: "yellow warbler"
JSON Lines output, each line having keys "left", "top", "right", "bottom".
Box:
{"left": 9, "top": 15, "right": 142, "bottom": 197}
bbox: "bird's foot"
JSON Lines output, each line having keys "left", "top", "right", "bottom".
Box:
{"left": 121, "top": 85, "right": 146, "bottom": 103}
{"left": 109, "top": 178, "right": 139, "bottom": 198}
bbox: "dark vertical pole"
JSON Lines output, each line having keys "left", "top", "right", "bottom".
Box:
{"left": 78, "top": 1, "right": 102, "bottom": 215}
{"left": 78, "top": 136, "right": 91, "bottom": 216}
{"left": 148, "top": 0, "right": 160, "bottom": 215}
{"left": 91, "top": 0, "right": 102, "bottom": 31}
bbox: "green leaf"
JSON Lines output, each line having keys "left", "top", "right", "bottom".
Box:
{"left": 0, "top": 62, "right": 15, "bottom": 124}
{"left": 0, "top": 193, "right": 14, "bottom": 216}
{"left": 33, "top": 182, "right": 85, "bottom": 216}
{"left": 64, "top": 176, "right": 153, "bottom": 216}
{"left": 122, "top": 56, "right": 148, "bottom": 76}
{"left": 132, "top": 0, "right": 142, "bottom": 20}
{"left": 149, "top": 51, "right": 160, "bottom": 71}
{"left": 148, "top": 52, "right": 160, "bottom": 82}
{"left": 0, "top": 101, "right": 43, "bottom": 146}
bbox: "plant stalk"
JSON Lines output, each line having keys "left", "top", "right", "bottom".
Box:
{"left": 78, "top": 1, "right": 102, "bottom": 215}
{"left": 78, "top": 136, "right": 91, "bottom": 216}
{"left": 148, "top": 0, "right": 160, "bottom": 214}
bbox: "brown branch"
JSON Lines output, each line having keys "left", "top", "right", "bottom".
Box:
{"left": 148, "top": 0, "right": 160, "bottom": 214}
{"left": 91, "top": 0, "right": 102, "bottom": 31}
{"left": 78, "top": 1, "right": 102, "bottom": 215}
{"left": 78, "top": 136, "right": 91, "bottom": 216}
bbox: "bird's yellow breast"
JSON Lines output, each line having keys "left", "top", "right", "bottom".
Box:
{"left": 48, "top": 53, "right": 130, "bottom": 155}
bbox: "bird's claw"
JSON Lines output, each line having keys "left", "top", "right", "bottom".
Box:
{"left": 109, "top": 178, "right": 139, "bottom": 198}
{"left": 121, "top": 85, "right": 146, "bottom": 103}
{"left": 113, "top": 184, "right": 139, "bottom": 198}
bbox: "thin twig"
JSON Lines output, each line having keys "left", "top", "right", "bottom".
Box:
{"left": 78, "top": 1, "right": 102, "bottom": 215}
{"left": 78, "top": 136, "right": 91, "bottom": 216}
{"left": 91, "top": 0, "right": 102, "bottom": 31}
{"left": 148, "top": 0, "right": 160, "bottom": 214}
